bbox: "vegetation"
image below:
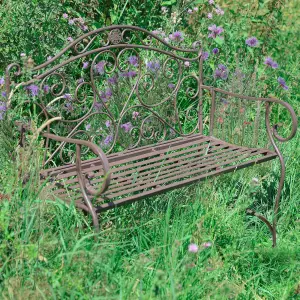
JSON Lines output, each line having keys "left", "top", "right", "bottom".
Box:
{"left": 0, "top": 0, "right": 299, "bottom": 298}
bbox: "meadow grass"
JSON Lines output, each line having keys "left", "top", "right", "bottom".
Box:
{"left": 0, "top": 130, "right": 299, "bottom": 299}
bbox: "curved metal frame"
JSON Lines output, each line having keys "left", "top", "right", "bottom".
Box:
{"left": 5, "top": 25, "right": 298, "bottom": 246}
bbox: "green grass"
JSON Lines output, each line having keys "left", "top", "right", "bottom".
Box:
{"left": 0, "top": 135, "right": 299, "bottom": 299}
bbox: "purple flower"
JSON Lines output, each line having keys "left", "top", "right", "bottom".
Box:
{"left": 0, "top": 77, "right": 4, "bottom": 85}
{"left": 188, "top": 243, "right": 198, "bottom": 253}
{"left": 120, "top": 122, "right": 133, "bottom": 133}
{"left": 104, "top": 135, "right": 113, "bottom": 145}
{"left": 105, "top": 88, "right": 112, "bottom": 98}
{"left": 67, "top": 37, "right": 74, "bottom": 42}
{"left": 164, "top": 37, "right": 170, "bottom": 43}
{"left": 0, "top": 101, "right": 7, "bottom": 120}
{"left": 132, "top": 111, "right": 139, "bottom": 120}
{"left": 94, "top": 61, "right": 106, "bottom": 74}
{"left": 77, "top": 77, "right": 85, "bottom": 84}
{"left": 168, "top": 83, "right": 175, "bottom": 89}
{"left": 278, "top": 77, "right": 288, "bottom": 90}
{"left": 1, "top": 91, "right": 7, "bottom": 98}
{"left": 212, "top": 48, "right": 219, "bottom": 54}
{"left": 207, "top": 13, "right": 213, "bottom": 19}
{"left": 107, "top": 75, "right": 118, "bottom": 85}
{"left": 82, "top": 25, "right": 88, "bottom": 31}
{"left": 43, "top": 85, "right": 50, "bottom": 94}
{"left": 146, "top": 60, "right": 160, "bottom": 72}
{"left": 20, "top": 53, "right": 26, "bottom": 57}
{"left": 94, "top": 102, "right": 103, "bottom": 111}
{"left": 68, "top": 19, "right": 75, "bottom": 25}
{"left": 209, "top": 0, "right": 214, "bottom": 4}
{"left": 83, "top": 62, "right": 89, "bottom": 69}
{"left": 63, "top": 93, "right": 72, "bottom": 100}
{"left": 246, "top": 36, "right": 259, "bottom": 47}
{"left": 26, "top": 85, "right": 39, "bottom": 96}
{"left": 120, "top": 71, "right": 137, "bottom": 78}
{"left": 202, "top": 242, "right": 212, "bottom": 248}
{"left": 187, "top": 9, "right": 193, "bottom": 14}
{"left": 184, "top": 61, "right": 190, "bottom": 68}
{"left": 128, "top": 56, "right": 139, "bottom": 67}
{"left": 264, "top": 57, "right": 279, "bottom": 69}
{"left": 214, "top": 64, "right": 228, "bottom": 80}
{"left": 85, "top": 123, "right": 91, "bottom": 131}
{"left": 63, "top": 13, "right": 68, "bottom": 19}
{"left": 208, "top": 24, "right": 224, "bottom": 39}
{"left": 169, "top": 31, "right": 184, "bottom": 42}
{"left": 47, "top": 56, "right": 53, "bottom": 61}
{"left": 193, "top": 7, "right": 198, "bottom": 11}
{"left": 203, "top": 51, "right": 210, "bottom": 60}
{"left": 215, "top": 6, "right": 224, "bottom": 15}
{"left": 105, "top": 120, "right": 111, "bottom": 127}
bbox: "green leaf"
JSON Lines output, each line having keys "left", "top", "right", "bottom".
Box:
{"left": 215, "top": 36, "right": 224, "bottom": 45}
{"left": 161, "top": 0, "right": 176, "bottom": 5}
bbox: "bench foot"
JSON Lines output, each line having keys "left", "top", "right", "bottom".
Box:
{"left": 246, "top": 209, "right": 277, "bottom": 247}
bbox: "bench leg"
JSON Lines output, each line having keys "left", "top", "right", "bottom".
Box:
{"left": 246, "top": 163, "right": 286, "bottom": 247}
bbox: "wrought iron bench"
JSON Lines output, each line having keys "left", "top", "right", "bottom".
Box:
{"left": 5, "top": 25, "right": 297, "bottom": 246}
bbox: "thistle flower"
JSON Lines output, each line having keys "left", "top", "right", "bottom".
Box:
{"left": 202, "top": 242, "right": 212, "bottom": 248}
{"left": 43, "top": 85, "right": 50, "bottom": 94}
{"left": 168, "top": 83, "right": 175, "bottom": 89}
{"left": 104, "top": 135, "right": 113, "bottom": 145}
{"left": 47, "top": 56, "right": 53, "bottom": 61}
{"left": 193, "top": 7, "right": 198, "bottom": 11}
{"left": 26, "top": 84, "right": 39, "bottom": 96}
{"left": 82, "top": 25, "right": 88, "bottom": 31}
{"left": 85, "top": 124, "right": 91, "bottom": 131}
{"left": 63, "top": 93, "right": 72, "bottom": 100}
{"left": 184, "top": 61, "right": 190, "bottom": 67}
{"left": 264, "top": 57, "right": 278, "bottom": 69}
{"left": 203, "top": 51, "right": 210, "bottom": 60}
{"left": 0, "top": 101, "right": 7, "bottom": 120}
{"left": 169, "top": 31, "right": 184, "bottom": 42}
{"left": 212, "top": 48, "right": 219, "bottom": 54}
{"left": 209, "top": 0, "right": 214, "bottom": 4}
{"left": 188, "top": 243, "right": 198, "bottom": 253}
{"left": 215, "top": 6, "right": 224, "bottom": 15}
{"left": 83, "top": 62, "right": 89, "bottom": 69}
{"left": 77, "top": 78, "right": 84, "bottom": 84}
{"left": 105, "top": 120, "right": 111, "bottom": 127}
{"left": 132, "top": 111, "right": 139, "bottom": 120}
{"left": 63, "top": 13, "right": 68, "bottom": 19}
{"left": 278, "top": 77, "right": 288, "bottom": 90}
{"left": 207, "top": 13, "right": 213, "bottom": 19}
{"left": 94, "top": 61, "right": 106, "bottom": 74}
{"left": 1, "top": 91, "right": 7, "bottom": 98}
{"left": 246, "top": 36, "right": 259, "bottom": 47}
{"left": 107, "top": 75, "right": 118, "bottom": 85}
{"left": 146, "top": 60, "right": 160, "bottom": 72}
{"left": 67, "top": 37, "right": 74, "bottom": 42}
{"left": 0, "top": 77, "right": 4, "bottom": 85}
{"left": 214, "top": 64, "right": 228, "bottom": 80}
{"left": 65, "top": 102, "right": 73, "bottom": 112}
{"left": 208, "top": 24, "right": 224, "bottom": 39}
{"left": 20, "top": 53, "right": 26, "bottom": 57}
{"left": 128, "top": 55, "right": 139, "bottom": 67}
{"left": 68, "top": 19, "right": 75, "bottom": 25}
{"left": 121, "top": 122, "right": 133, "bottom": 133}
{"left": 94, "top": 102, "right": 102, "bottom": 111}
{"left": 187, "top": 9, "right": 193, "bottom": 14}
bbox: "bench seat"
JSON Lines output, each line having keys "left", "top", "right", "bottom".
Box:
{"left": 41, "top": 133, "right": 277, "bottom": 212}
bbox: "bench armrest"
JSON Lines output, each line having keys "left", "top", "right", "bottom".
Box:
{"left": 204, "top": 86, "right": 298, "bottom": 145}
{"left": 43, "top": 133, "right": 111, "bottom": 196}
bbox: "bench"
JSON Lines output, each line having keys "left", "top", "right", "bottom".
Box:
{"left": 5, "top": 25, "right": 297, "bottom": 247}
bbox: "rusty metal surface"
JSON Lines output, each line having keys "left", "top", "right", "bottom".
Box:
{"left": 6, "top": 25, "right": 298, "bottom": 247}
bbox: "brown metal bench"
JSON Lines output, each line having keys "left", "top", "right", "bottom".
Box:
{"left": 5, "top": 25, "right": 297, "bottom": 246}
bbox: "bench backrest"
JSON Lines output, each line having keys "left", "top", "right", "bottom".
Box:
{"left": 6, "top": 25, "right": 204, "bottom": 167}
